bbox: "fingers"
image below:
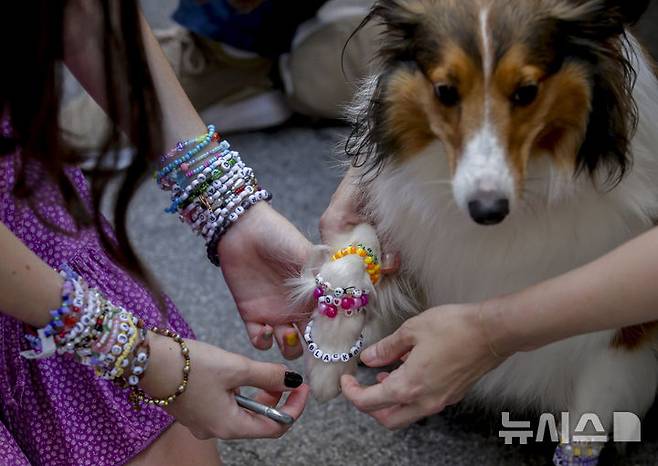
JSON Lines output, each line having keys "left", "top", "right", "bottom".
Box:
{"left": 253, "top": 390, "right": 283, "bottom": 407}
{"left": 376, "top": 372, "right": 390, "bottom": 383}
{"left": 246, "top": 322, "right": 274, "bottom": 350}
{"left": 370, "top": 402, "right": 438, "bottom": 430}
{"left": 341, "top": 374, "right": 399, "bottom": 413}
{"left": 230, "top": 384, "right": 310, "bottom": 439}
{"left": 360, "top": 328, "right": 414, "bottom": 367}
{"left": 381, "top": 252, "right": 401, "bottom": 275}
{"left": 242, "top": 359, "right": 304, "bottom": 392}
{"left": 274, "top": 325, "right": 303, "bottom": 360}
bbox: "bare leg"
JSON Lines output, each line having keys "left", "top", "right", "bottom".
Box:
{"left": 128, "top": 422, "right": 222, "bottom": 466}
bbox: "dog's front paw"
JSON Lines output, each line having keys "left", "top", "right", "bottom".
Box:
{"left": 305, "top": 353, "right": 358, "bottom": 402}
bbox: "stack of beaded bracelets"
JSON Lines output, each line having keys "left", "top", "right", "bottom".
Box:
{"left": 303, "top": 320, "right": 364, "bottom": 363}
{"left": 156, "top": 125, "right": 272, "bottom": 266}
{"left": 312, "top": 275, "right": 369, "bottom": 319}
{"left": 20, "top": 265, "right": 189, "bottom": 409}
{"left": 21, "top": 266, "right": 149, "bottom": 385}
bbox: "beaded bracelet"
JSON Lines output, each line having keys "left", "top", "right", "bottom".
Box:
{"left": 156, "top": 124, "right": 217, "bottom": 183}
{"left": 160, "top": 128, "right": 220, "bottom": 164}
{"left": 127, "top": 327, "right": 190, "bottom": 410}
{"left": 303, "top": 320, "right": 364, "bottom": 363}
{"left": 21, "top": 267, "right": 150, "bottom": 389}
{"left": 331, "top": 243, "right": 382, "bottom": 285}
{"left": 157, "top": 125, "right": 272, "bottom": 264}
{"left": 313, "top": 274, "right": 369, "bottom": 319}
{"left": 206, "top": 190, "right": 272, "bottom": 266}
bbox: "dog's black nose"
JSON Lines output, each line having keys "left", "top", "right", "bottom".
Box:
{"left": 468, "top": 196, "right": 510, "bottom": 225}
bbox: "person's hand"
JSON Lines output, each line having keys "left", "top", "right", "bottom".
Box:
{"left": 341, "top": 305, "right": 507, "bottom": 429}
{"left": 319, "top": 170, "right": 365, "bottom": 243}
{"left": 320, "top": 170, "right": 400, "bottom": 273}
{"left": 141, "top": 332, "right": 310, "bottom": 440}
{"left": 218, "top": 203, "right": 312, "bottom": 359}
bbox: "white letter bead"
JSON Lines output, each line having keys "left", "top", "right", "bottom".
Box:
{"left": 308, "top": 343, "right": 317, "bottom": 352}
{"left": 331, "top": 353, "right": 340, "bottom": 362}
{"left": 341, "top": 353, "right": 350, "bottom": 362}
{"left": 313, "top": 349, "right": 324, "bottom": 359}
{"left": 322, "top": 354, "right": 331, "bottom": 363}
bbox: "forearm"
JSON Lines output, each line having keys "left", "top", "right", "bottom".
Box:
{"left": 484, "top": 227, "right": 658, "bottom": 355}
{"left": 63, "top": 4, "right": 206, "bottom": 150}
{"left": 0, "top": 223, "right": 63, "bottom": 327}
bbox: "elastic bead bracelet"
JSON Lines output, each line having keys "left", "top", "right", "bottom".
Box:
{"left": 159, "top": 130, "right": 220, "bottom": 164}
{"left": 303, "top": 320, "right": 364, "bottom": 363}
{"left": 331, "top": 243, "right": 382, "bottom": 285}
{"left": 157, "top": 125, "right": 217, "bottom": 182}
{"left": 313, "top": 274, "right": 369, "bottom": 319}
{"left": 206, "top": 190, "right": 272, "bottom": 266}
{"left": 128, "top": 327, "right": 190, "bottom": 411}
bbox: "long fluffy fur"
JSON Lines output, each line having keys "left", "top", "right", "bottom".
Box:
{"left": 296, "top": 2, "right": 658, "bottom": 460}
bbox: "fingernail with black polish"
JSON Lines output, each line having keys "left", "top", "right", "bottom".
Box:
{"left": 284, "top": 371, "right": 303, "bottom": 388}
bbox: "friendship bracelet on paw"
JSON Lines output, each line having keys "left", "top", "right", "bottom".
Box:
{"left": 303, "top": 320, "right": 364, "bottom": 363}
{"left": 331, "top": 243, "right": 381, "bottom": 285}
{"left": 313, "top": 274, "right": 369, "bottom": 318}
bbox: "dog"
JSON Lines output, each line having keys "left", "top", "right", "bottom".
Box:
{"left": 293, "top": 0, "right": 658, "bottom": 463}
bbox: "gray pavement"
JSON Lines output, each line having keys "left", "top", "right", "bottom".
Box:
{"left": 128, "top": 1, "right": 658, "bottom": 465}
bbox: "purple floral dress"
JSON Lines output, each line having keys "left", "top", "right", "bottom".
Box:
{"left": 0, "top": 149, "right": 195, "bottom": 465}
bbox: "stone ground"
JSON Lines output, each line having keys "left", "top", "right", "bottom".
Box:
{"left": 128, "top": 1, "right": 658, "bottom": 465}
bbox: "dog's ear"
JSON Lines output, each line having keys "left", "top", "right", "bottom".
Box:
{"left": 548, "top": 0, "right": 642, "bottom": 186}
{"left": 608, "top": 0, "right": 651, "bottom": 25}
{"left": 369, "top": 0, "right": 426, "bottom": 61}
{"left": 553, "top": 0, "right": 650, "bottom": 41}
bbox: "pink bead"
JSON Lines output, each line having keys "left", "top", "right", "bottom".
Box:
{"left": 325, "top": 305, "right": 338, "bottom": 319}
{"left": 353, "top": 297, "right": 363, "bottom": 308}
{"left": 313, "top": 287, "right": 324, "bottom": 299}
{"left": 361, "top": 294, "right": 369, "bottom": 306}
{"left": 180, "top": 163, "right": 190, "bottom": 172}
{"left": 341, "top": 297, "right": 355, "bottom": 310}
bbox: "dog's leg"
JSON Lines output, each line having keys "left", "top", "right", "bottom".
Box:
{"left": 554, "top": 347, "right": 657, "bottom": 466}
{"left": 292, "top": 223, "right": 422, "bottom": 401}
{"left": 292, "top": 224, "right": 382, "bottom": 401}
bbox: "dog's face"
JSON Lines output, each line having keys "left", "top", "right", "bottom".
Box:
{"left": 349, "top": 0, "right": 649, "bottom": 225}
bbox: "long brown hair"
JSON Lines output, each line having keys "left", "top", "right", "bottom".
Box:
{"left": 0, "top": 1, "right": 163, "bottom": 294}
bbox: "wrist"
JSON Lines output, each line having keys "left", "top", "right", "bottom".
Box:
{"left": 475, "top": 298, "right": 519, "bottom": 358}
{"left": 216, "top": 202, "right": 269, "bottom": 259}
{"left": 139, "top": 331, "right": 184, "bottom": 399}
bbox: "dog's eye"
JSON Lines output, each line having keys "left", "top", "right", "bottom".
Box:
{"left": 512, "top": 84, "right": 539, "bottom": 107}
{"left": 434, "top": 84, "right": 460, "bottom": 107}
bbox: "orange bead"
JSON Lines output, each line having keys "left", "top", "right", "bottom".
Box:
{"left": 349, "top": 246, "right": 357, "bottom": 254}
{"left": 357, "top": 248, "right": 367, "bottom": 257}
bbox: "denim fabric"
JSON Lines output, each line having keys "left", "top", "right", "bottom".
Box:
{"left": 173, "top": 0, "right": 327, "bottom": 57}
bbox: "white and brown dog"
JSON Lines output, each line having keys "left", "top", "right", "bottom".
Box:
{"left": 293, "top": 0, "right": 658, "bottom": 463}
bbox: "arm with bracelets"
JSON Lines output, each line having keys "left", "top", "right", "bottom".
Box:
{"left": 0, "top": 7, "right": 312, "bottom": 441}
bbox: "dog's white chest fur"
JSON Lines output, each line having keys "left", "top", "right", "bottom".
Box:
{"left": 361, "top": 44, "right": 658, "bottom": 416}
{"left": 369, "top": 140, "right": 658, "bottom": 307}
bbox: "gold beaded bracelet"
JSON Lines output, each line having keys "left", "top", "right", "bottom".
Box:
{"left": 128, "top": 327, "right": 191, "bottom": 411}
